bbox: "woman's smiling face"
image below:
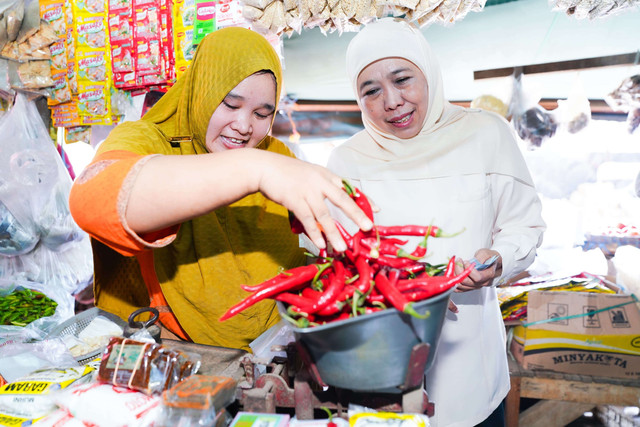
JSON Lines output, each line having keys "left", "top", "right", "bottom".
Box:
{"left": 205, "top": 71, "right": 277, "bottom": 153}
{"left": 357, "top": 57, "right": 429, "bottom": 139}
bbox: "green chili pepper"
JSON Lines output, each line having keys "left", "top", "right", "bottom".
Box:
{"left": 0, "top": 288, "right": 58, "bottom": 326}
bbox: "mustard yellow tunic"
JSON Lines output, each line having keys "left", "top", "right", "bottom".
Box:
{"left": 69, "top": 28, "right": 306, "bottom": 351}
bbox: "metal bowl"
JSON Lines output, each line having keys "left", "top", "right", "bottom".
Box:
{"left": 279, "top": 286, "right": 454, "bottom": 392}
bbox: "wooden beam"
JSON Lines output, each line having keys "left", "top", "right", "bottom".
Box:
{"left": 519, "top": 376, "right": 640, "bottom": 406}
{"left": 519, "top": 401, "right": 595, "bottom": 427}
{"left": 474, "top": 52, "right": 639, "bottom": 80}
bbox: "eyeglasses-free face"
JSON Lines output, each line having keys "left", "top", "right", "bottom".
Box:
{"left": 357, "top": 57, "right": 430, "bottom": 139}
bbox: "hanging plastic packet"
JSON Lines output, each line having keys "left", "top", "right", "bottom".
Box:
{"left": 605, "top": 74, "right": 640, "bottom": 134}
{"left": 555, "top": 75, "right": 591, "bottom": 134}
{"left": 509, "top": 72, "right": 557, "bottom": 148}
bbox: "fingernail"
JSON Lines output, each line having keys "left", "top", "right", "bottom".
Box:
{"left": 333, "top": 241, "right": 347, "bottom": 252}
{"left": 363, "top": 218, "right": 374, "bottom": 230}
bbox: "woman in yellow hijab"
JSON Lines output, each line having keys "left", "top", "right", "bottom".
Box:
{"left": 69, "top": 27, "right": 372, "bottom": 351}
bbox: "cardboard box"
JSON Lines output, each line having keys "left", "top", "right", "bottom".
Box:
{"left": 510, "top": 290, "right": 640, "bottom": 379}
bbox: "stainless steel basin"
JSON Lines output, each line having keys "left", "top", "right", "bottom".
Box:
{"left": 279, "top": 286, "right": 453, "bottom": 392}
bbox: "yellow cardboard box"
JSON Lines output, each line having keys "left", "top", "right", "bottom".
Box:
{"left": 510, "top": 290, "right": 640, "bottom": 379}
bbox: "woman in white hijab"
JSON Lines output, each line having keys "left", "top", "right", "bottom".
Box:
{"left": 327, "top": 18, "right": 546, "bottom": 427}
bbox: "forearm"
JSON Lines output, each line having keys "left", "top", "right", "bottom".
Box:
{"left": 126, "top": 149, "right": 264, "bottom": 233}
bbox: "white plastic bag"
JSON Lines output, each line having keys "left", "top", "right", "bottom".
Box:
{"left": 51, "top": 383, "right": 162, "bottom": 427}
{"left": 0, "top": 93, "right": 93, "bottom": 295}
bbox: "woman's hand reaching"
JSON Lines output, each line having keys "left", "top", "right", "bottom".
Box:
{"left": 125, "top": 149, "right": 373, "bottom": 251}
{"left": 254, "top": 150, "right": 374, "bottom": 251}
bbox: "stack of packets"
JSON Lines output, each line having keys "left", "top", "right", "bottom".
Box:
{"left": 498, "top": 273, "right": 616, "bottom": 323}
{"left": 39, "top": 0, "right": 283, "bottom": 130}
{"left": 108, "top": 0, "right": 175, "bottom": 90}
{"left": 40, "top": 0, "right": 125, "bottom": 128}
{"left": 0, "top": 337, "right": 214, "bottom": 427}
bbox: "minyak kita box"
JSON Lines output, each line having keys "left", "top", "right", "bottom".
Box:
{"left": 510, "top": 290, "right": 640, "bottom": 379}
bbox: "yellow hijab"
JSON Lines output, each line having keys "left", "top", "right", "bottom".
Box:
{"left": 98, "top": 27, "right": 305, "bottom": 350}
{"left": 143, "top": 26, "right": 283, "bottom": 151}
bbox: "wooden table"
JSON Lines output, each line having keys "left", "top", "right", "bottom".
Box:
{"left": 506, "top": 356, "right": 640, "bottom": 427}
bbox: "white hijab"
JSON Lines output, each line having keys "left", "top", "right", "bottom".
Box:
{"left": 333, "top": 17, "right": 533, "bottom": 185}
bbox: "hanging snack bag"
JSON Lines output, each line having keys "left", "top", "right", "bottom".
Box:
{"left": 172, "top": 0, "right": 195, "bottom": 79}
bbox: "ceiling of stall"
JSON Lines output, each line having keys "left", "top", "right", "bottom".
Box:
{"left": 281, "top": 0, "right": 640, "bottom": 103}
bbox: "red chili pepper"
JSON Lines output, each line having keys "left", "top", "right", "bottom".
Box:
{"left": 360, "top": 236, "right": 408, "bottom": 246}
{"left": 376, "top": 225, "right": 463, "bottom": 238}
{"left": 374, "top": 255, "right": 421, "bottom": 269}
{"left": 331, "top": 312, "right": 352, "bottom": 322}
{"left": 239, "top": 264, "right": 325, "bottom": 294}
{"left": 362, "top": 306, "right": 384, "bottom": 315}
{"left": 220, "top": 263, "right": 330, "bottom": 321}
{"left": 302, "top": 288, "right": 322, "bottom": 299}
{"left": 398, "top": 263, "right": 475, "bottom": 297}
{"left": 275, "top": 292, "right": 314, "bottom": 308}
{"left": 360, "top": 237, "right": 418, "bottom": 260}
{"left": 444, "top": 256, "right": 456, "bottom": 277}
{"left": 409, "top": 225, "right": 433, "bottom": 259}
{"left": 354, "top": 256, "right": 373, "bottom": 293}
{"left": 374, "top": 270, "right": 429, "bottom": 319}
{"left": 343, "top": 180, "right": 374, "bottom": 222}
{"left": 366, "top": 293, "right": 386, "bottom": 304}
{"left": 400, "top": 263, "right": 427, "bottom": 278}
{"left": 316, "top": 300, "right": 344, "bottom": 316}
{"left": 334, "top": 221, "right": 354, "bottom": 248}
{"left": 387, "top": 268, "right": 401, "bottom": 286}
{"left": 336, "top": 284, "right": 356, "bottom": 301}
{"left": 286, "top": 288, "right": 344, "bottom": 316}
{"left": 288, "top": 211, "right": 305, "bottom": 234}
{"left": 298, "top": 260, "right": 346, "bottom": 314}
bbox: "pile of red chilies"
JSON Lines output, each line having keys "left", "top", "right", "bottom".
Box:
{"left": 219, "top": 182, "right": 474, "bottom": 327}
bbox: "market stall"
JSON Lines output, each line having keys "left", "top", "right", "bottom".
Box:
{"left": 1, "top": 0, "right": 640, "bottom": 426}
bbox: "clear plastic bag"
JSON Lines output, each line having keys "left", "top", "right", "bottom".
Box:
{"left": 605, "top": 74, "right": 640, "bottom": 134}
{"left": 509, "top": 72, "right": 558, "bottom": 148}
{"left": 50, "top": 383, "right": 163, "bottom": 427}
{"left": 0, "top": 338, "right": 79, "bottom": 385}
{"left": 0, "top": 278, "right": 75, "bottom": 343}
{"left": 555, "top": 76, "right": 591, "bottom": 134}
{"left": 0, "top": 93, "right": 93, "bottom": 295}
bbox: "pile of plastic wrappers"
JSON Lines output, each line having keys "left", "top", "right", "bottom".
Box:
{"left": 549, "top": 0, "right": 640, "bottom": 19}
{"left": 241, "top": 0, "right": 487, "bottom": 35}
